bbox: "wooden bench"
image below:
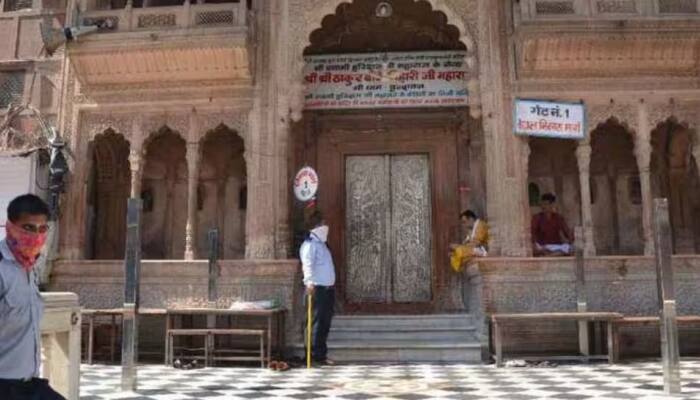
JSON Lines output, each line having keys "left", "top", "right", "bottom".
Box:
{"left": 167, "top": 328, "right": 265, "bottom": 367}
{"left": 491, "top": 312, "right": 623, "bottom": 367}
{"left": 167, "top": 329, "right": 210, "bottom": 366}
{"left": 611, "top": 315, "right": 700, "bottom": 360}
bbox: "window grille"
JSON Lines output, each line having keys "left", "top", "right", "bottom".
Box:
{"left": 535, "top": 0, "right": 575, "bottom": 14}
{"left": 659, "top": 0, "right": 698, "bottom": 13}
{"left": 0, "top": 71, "right": 25, "bottom": 109}
{"left": 195, "top": 10, "right": 234, "bottom": 26}
{"left": 596, "top": 0, "right": 637, "bottom": 13}
{"left": 3, "top": 0, "right": 32, "bottom": 12}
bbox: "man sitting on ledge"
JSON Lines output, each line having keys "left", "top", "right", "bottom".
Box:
{"left": 450, "top": 209, "right": 489, "bottom": 273}
{"left": 531, "top": 193, "right": 573, "bottom": 256}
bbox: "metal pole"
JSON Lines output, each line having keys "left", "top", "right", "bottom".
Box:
{"left": 653, "top": 198, "right": 681, "bottom": 395}
{"left": 121, "top": 199, "right": 142, "bottom": 391}
{"left": 307, "top": 293, "right": 312, "bottom": 369}
{"left": 574, "top": 226, "right": 589, "bottom": 357}
{"left": 206, "top": 229, "right": 220, "bottom": 365}
{"left": 207, "top": 229, "right": 220, "bottom": 303}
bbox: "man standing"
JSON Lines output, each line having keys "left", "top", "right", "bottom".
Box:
{"left": 531, "top": 193, "right": 574, "bottom": 256}
{"left": 300, "top": 211, "right": 336, "bottom": 365}
{"left": 0, "top": 194, "right": 65, "bottom": 400}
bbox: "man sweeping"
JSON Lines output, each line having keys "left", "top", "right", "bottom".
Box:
{"left": 300, "top": 210, "right": 336, "bottom": 366}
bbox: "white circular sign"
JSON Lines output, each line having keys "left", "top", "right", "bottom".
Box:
{"left": 293, "top": 166, "right": 319, "bottom": 202}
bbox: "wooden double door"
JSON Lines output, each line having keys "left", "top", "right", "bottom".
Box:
{"left": 345, "top": 154, "right": 432, "bottom": 304}
{"left": 305, "top": 111, "right": 460, "bottom": 314}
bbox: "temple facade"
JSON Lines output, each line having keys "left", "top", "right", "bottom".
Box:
{"left": 3, "top": 0, "right": 700, "bottom": 359}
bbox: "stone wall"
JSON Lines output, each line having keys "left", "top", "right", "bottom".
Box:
{"left": 49, "top": 259, "right": 302, "bottom": 354}
{"left": 467, "top": 256, "right": 700, "bottom": 360}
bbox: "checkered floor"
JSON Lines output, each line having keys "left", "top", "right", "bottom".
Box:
{"left": 80, "top": 360, "right": 700, "bottom": 400}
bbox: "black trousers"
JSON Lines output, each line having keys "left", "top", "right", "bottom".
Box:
{"left": 0, "top": 378, "right": 66, "bottom": 400}
{"left": 305, "top": 286, "right": 335, "bottom": 361}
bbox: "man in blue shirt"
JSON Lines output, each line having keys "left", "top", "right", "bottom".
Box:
{"left": 300, "top": 211, "right": 336, "bottom": 365}
{"left": 0, "top": 194, "right": 65, "bottom": 400}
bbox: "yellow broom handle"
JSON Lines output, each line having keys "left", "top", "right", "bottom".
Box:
{"left": 307, "top": 292, "right": 312, "bottom": 369}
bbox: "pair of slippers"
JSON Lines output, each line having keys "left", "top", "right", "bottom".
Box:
{"left": 268, "top": 360, "right": 290, "bottom": 371}
{"left": 173, "top": 359, "right": 204, "bottom": 370}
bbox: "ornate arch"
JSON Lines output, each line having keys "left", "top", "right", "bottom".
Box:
{"left": 288, "top": 0, "right": 479, "bottom": 119}
{"left": 142, "top": 125, "right": 186, "bottom": 151}
{"left": 198, "top": 111, "right": 248, "bottom": 145}
{"left": 586, "top": 103, "right": 638, "bottom": 137}
{"left": 142, "top": 114, "right": 189, "bottom": 141}
{"left": 82, "top": 113, "right": 132, "bottom": 141}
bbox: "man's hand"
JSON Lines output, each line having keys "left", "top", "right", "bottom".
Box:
{"left": 305, "top": 284, "right": 315, "bottom": 296}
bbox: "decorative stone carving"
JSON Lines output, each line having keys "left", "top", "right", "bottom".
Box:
{"left": 586, "top": 102, "right": 637, "bottom": 135}
{"left": 288, "top": 0, "right": 480, "bottom": 112}
{"left": 519, "top": 36, "right": 700, "bottom": 79}
{"left": 198, "top": 111, "right": 248, "bottom": 143}
{"left": 81, "top": 113, "right": 133, "bottom": 141}
{"left": 141, "top": 113, "right": 189, "bottom": 139}
{"left": 184, "top": 141, "right": 201, "bottom": 260}
{"left": 647, "top": 102, "right": 674, "bottom": 132}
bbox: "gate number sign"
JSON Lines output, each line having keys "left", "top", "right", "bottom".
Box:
{"left": 294, "top": 166, "right": 319, "bottom": 202}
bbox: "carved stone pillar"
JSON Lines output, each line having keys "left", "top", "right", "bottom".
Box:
{"left": 128, "top": 118, "right": 143, "bottom": 198}
{"left": 635, "top": 102, "right": 654, "bottom": 255}
{"left": 576, "top": 140, "right": 596, "bottom": 256}
{"left": 693, "top": 145, "right": 700, "bottom": 177}
{"left": 128, "top": 148, "right": 143, "bottom": 199}
{"left": 184, "top": 142, "right": 200, "bottom": 260}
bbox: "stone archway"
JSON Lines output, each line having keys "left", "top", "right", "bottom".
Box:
{"left": 590, "top": 118, "right": 643, "bottom": 255}
{"left": 141, "top": 126, "right": 188, "bottom": 259}
{"left": 86, "top": 129, "right": 131, "bottom": 259}
{"left": 288, "top": 0, "right": 479, "bottom": 119}
{"left": 197, "top": 125, "right": 247, "bottom": 259}
{"left": 527, "top": 137, "right": 581, "bottom": 232}
{"left": 651, "top": 118, "right": 700, "bottom": 253}
{"left": 291, "top": 0, "right": 480, "bottom": 313}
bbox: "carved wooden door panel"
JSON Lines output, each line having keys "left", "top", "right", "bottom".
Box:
{"left": 345, "top": 154, "right": 432, "bottom": 305}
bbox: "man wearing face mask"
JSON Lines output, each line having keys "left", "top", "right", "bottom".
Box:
{"left": 300, "top": 210, "right": 336, "bottom": 365}
{"left": 0, "top": 194, "right": 66, "bottom": 400}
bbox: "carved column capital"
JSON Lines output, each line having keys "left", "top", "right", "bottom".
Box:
{"left": 128, "top": 146, "right": 143, "bottom": 198}
{"left": 185, "top": 141, "right": 201, "bottom": 174}
{"left": 289, "top": 82, "right": 305, "bottom": 123}
{"left": 575, "top": 141, "right": 592, "bottom": 173}
{"left": 692, "top": 145, "right": 700, "bottom": 173}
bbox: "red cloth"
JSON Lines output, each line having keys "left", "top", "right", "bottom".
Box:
{"left": 531, "top": 212, "right": 572, "bottom": 245}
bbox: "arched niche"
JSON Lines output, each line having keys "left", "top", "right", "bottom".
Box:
{"left": 141, "top": 126, "right": 188, "bottom": 259}
{"left": 197, "top": 124, "right": 247, "bottom": 259}
{"left": 85, "top": 129, "right": 131, "bottom": 259}
{"left": 651, "top": 118, "right": 700, "bottom": 254}
{"left": 590, "top": 119, "right": 642, "bottom": 255}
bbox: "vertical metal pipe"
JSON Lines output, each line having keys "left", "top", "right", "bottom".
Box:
{"left": 653, "top": 198, "right": 681, "bottom": 394}
{"left": 574, "top": 226, "right": 589, "bottom": 357}
{"left": 121, "top": 198, "right": 142, "bottom": 391}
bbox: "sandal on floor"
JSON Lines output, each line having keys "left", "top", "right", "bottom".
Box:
{"left": 276, "top": 361, "right": 289, "bottom": 371}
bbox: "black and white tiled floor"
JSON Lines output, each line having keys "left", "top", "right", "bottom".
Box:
{"left": 81, "top": 360, "right": 700, "bottom": 400}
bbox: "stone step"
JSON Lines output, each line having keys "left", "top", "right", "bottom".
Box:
{"left": 329, "top": 327, "right": 476, "bottom": 341}
{"left": 331, "top": 314, "right": 474, "bottom": 330}
{"left": 292, "top": 340, "right": 481, "bottom": 363}
{"left": 293, "top": 314, "right": 481, "bottom": 363}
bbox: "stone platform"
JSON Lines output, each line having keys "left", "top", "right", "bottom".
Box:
{"left": 49, "top": 259, "right": 303, "bottom": 351}
{"left": 467, "top": 256, "right": 700, "bottom": 360}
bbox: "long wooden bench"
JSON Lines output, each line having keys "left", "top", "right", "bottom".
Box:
{"left": 611, "top": 315, "right": 700, "bottom": 360}
{"left": 491, "top": 312, "right": 623, "bottom": 367}
{"left": 167, "top": 328, "right": 265, "bottom": 367}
